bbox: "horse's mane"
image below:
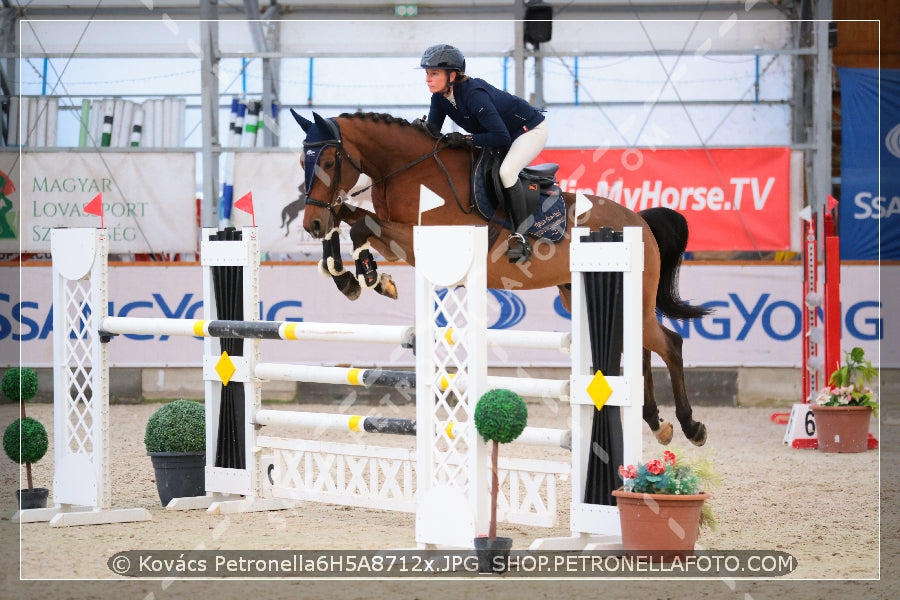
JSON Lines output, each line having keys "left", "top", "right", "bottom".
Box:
{"left": 338, "top": 111, "right": 440, "bottom": 139}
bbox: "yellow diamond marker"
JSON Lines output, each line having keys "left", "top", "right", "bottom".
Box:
{"left": 443, "top": 327, "right": 455, "bottom": 345}
{"left": 586, "top": 370, "right": 613, "bottom": 410}
{"left": 215, "top": 351, "right": 236, "bottom": 386}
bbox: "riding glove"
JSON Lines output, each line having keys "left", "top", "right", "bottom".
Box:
{"left": 441, "top": 132, "right": 471, "bottom": 149}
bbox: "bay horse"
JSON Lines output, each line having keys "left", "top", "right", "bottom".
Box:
{"left": 290, "top": 110, "right": 710, "bottom": 446}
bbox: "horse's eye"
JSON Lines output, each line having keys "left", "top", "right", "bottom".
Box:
{"left": 323, "top": 160, "right": 335, "bottom": 170}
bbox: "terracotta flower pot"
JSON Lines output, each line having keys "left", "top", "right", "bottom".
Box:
{"left": 811, "top": 404, "right": 873, "bottom": 453}
{"left": 612, "top": 489, "right": 709, "bottom": 561}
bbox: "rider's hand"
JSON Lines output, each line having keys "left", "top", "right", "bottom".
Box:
{"left": 441, "top": 132, "right": 471, "bottom": 149}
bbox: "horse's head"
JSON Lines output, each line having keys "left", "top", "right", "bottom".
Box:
{"left": 290, "top": 109, "right": 362, "bottom": 238}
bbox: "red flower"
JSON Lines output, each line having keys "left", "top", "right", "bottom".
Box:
{"left": 663, "top": 450, "right": 676, "bottom": 465}
{"left": 646, "top": 459, "right": 665, "bottom": 475}
{"left": 619, "top": 464, "right": 637, "bottom": 479}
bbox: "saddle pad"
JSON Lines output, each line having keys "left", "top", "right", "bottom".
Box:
{"left": 471, "top": 151, "right": 568, "bottom": 243}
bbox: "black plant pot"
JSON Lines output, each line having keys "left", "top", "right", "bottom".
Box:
{"left": 16, "top": 487, "right": 49, "bottom": 510}
{"left": 474, "top": 536, "right": 513, "bottom": 574}
{"left": 148, "top": 451, "right": 206, "bottom": 507}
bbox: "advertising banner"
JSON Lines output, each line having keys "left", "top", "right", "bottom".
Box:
{"left": 0, "top": 152, "right": 21, "bottom": 256}
{"left": 535, "top": 147, "right": 793, "bottom": 251}
{"left": 3, "top": 262, "right": 892, "bottom": 370}
{"left": 837, "top": 68, "right": 900, "bottom": 260}
{"left": 13, "top": 152, "right": 196, "bottom": 254}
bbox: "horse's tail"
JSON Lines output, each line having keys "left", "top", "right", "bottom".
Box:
{"left": 639, "top": 207, "right": 712, "bottom": 321}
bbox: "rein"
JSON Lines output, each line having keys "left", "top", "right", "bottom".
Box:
{"left": 306, "top": 132, "right": 472, "bottom": 215}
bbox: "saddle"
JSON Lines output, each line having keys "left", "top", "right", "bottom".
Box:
{"left": 471, "top": 147, "right": 567, "bottom": 243}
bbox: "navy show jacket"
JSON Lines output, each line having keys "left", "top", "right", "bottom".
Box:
{"left": 426, "top": 77, "right": 545, "bottom": 149}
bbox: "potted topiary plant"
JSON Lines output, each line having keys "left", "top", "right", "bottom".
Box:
{"left": 144, "top": 399, "right": 206, "bottom": 507}
{"left": 2, "top": 367, "right": 50, "bottom": 509}
{"left": 472, "top": 388, "right": 528, "bottom": 574}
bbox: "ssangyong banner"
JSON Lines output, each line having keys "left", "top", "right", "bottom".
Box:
{"left": 2, "top": 262, "right": 893, "bottom": 370}
{"left": 837, "top": 67, "right": 900, "bottom": 260}
{"left": 14, "top": 152, "right": 196, "bottom": 254}
{"left": 535, "top": 147, "right": 793, "bottom": 251}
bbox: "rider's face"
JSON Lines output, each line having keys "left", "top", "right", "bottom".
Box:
{"left": 425, "top": 69, "right": 453, "bottom": 94}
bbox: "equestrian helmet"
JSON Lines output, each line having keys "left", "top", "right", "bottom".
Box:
{"left": 420, "top": 44, "right": 466, "bottom": 73}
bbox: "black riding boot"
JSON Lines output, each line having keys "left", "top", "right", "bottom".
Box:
{"left": 504, "top": 181, "right": 533, "bottom": 262}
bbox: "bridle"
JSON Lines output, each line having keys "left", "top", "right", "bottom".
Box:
{"left": 303, "top": 119, "right": 470, "bottom": 219}
{"left": 302, "top": 139, "right": 364, "bottom": 218}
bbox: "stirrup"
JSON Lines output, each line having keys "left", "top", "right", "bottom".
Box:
{"left": 506, "top": 233, "right": 532, "bottom": 262}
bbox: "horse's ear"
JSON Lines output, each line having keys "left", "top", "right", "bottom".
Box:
{"left": 313, "top": 112, "right": 342, "bottom": 142}
{"left": 313, "top": 112, "right": 331, "bottom": 133}
{"left": 290, "top": 108, "right": 313, "bottom": 132}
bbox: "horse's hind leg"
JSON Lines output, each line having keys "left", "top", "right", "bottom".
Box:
{"left": 643, "top": 348, "right": 674, "bottom": 445}
{"left": 649, "top": 322, "right": 707, "bottom": 446}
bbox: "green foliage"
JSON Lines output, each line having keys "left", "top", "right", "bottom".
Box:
{"left": 473, "top": 389, "right": 528, "bottom": 444}
{"left": 1, "top": 368, "right": 39, "bottom": 402}
{"left": 144, "top": 400, "right": 205, "bottom": 453}
{"left": 3, "top": 417, "right": 49, "bottom": 464}
{"left": 816, "top": 347, "right": 879, "bottom": 416}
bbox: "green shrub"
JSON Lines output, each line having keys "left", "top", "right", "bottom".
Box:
{"left": 144, "top": 400, "right": 205, "bottom": 453}
{"left": 3, "top": 417, "right": 49, "bottom": 464}
{"left": 2, "top": 368, "right": 39, "bottom": 403}
{"left": 473, "top": 389, "right": 528, "bottom": 444}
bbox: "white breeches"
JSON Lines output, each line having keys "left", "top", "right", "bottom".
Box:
{"left": 498, "top": 121, "right": 549, "bottom": 188}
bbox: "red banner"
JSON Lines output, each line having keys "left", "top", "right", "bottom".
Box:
{"left": 535, "top": 147, "right": 792, "bottom": 251}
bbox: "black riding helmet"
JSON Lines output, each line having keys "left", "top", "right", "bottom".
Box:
{"left": 420, "top": 44, "right": 466, "bottom": 73}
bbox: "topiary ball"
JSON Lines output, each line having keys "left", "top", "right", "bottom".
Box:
{"left": 473, "top": 389, "right": 528, "bottom": 444}
{"left": 144, "top": 399, "right": 206, "bottom": 453}
{"left": 3, "top": 417, "right": 49, "bottom": 464}
{"left": 1, "top": 368, "right": 39, "bottom": 402}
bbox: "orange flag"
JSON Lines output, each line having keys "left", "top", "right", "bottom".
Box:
{"left": 84, "top": 193, "right": 104, "bottom": 228}
{"left": 233, "top": 191, "right": 255, "bottom": 226}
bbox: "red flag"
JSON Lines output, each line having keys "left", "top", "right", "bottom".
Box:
{"left": 827, "top": 194, "right": 839, "bottom": 212}
{"left": 233, "top": 191, "right": 256, "bottom": 226}
{"left": 84, "top": 193, "right": 104, "bottom": 228}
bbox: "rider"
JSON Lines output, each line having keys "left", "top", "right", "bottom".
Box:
{"left": 420, "top": 43, "right": 548, "bottom": 262}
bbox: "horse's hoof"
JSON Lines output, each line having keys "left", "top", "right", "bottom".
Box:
{"left": 689, "top": 423, "right": 708, "bottom": 447}
{"left": 653, "top": 420, "right": 673, "bottom": 445}
{"left": 375, "top": 274, "right": 398, "bottom": 300}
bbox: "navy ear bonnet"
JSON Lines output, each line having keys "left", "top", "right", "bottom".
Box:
{"left": 291, "top": 109, "right": 342, "bottom": 193}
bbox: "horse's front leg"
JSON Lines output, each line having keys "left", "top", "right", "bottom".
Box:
{"left": 348, "top": 217, "right": 398, "bottom": 300}
{"left": 318, "top": 227, "right": 362, "bottom": 301}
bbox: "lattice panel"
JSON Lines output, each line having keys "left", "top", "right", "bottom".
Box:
{"left": 259, "top": 437, "right": 417, "bottom": 513}
{"left": 497, "top": 459, "right": 571, "bottom": 528}
{"left": 62, "top": 278, "right": 96, "bottom": 457}
{"left": 429, "top": 285, "right": 474, "bottom": 494}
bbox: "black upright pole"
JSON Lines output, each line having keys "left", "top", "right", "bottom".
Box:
{"left": 582, "top": 228, "right": 625, "bottom": 506}
{"left": 211, "top": 228, "right": 246, "bottom": 470}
